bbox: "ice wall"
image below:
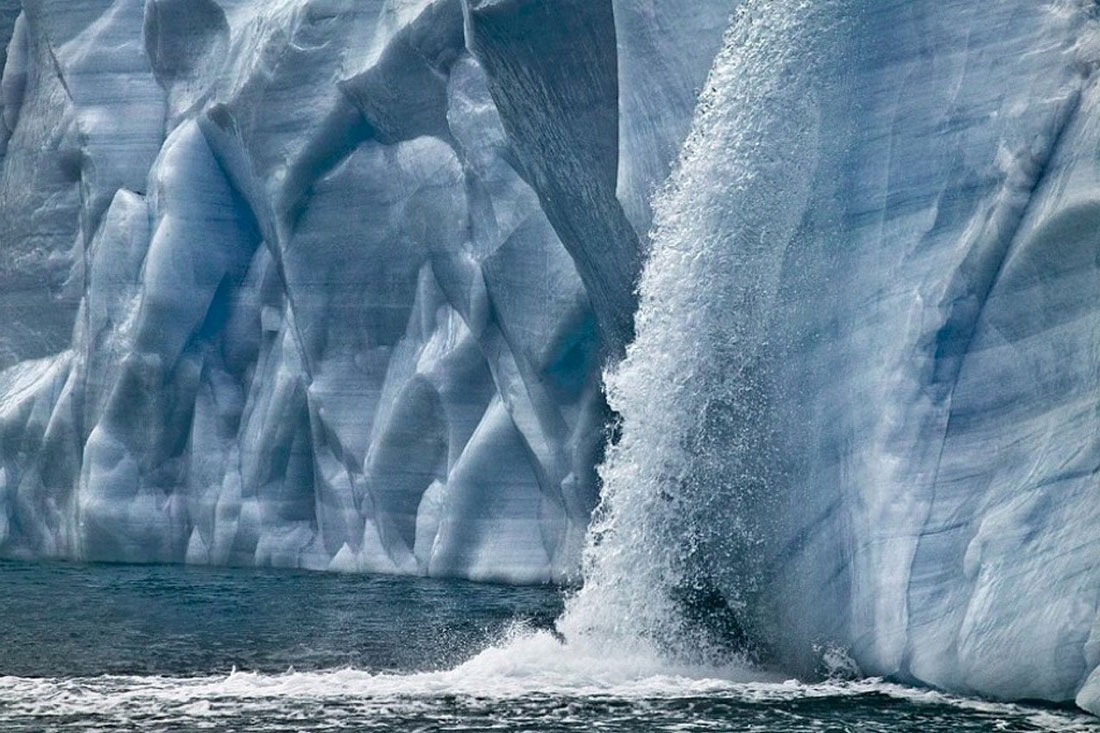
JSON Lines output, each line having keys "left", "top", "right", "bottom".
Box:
{"left": 561, "top": 0, "right": 1100, "bottom": 715}
{"left": 0, "top": 0, "right": 728, "bottom": 582}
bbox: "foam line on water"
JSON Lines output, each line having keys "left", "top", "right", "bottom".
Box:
{"left": 0, "top": 626, "right": 1082, "bottom": 718}
{"left": 0, "top": 639, "right": 751, "bottom": 722}
{"left": 0, "top": 652, "right": 1094, "bottom": 733}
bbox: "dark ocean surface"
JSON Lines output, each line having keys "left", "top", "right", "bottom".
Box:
{"left": 0, "top": 560, "right": 1096, "bottom": 732}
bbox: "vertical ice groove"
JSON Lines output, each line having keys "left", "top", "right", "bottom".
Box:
{"left": 464, "top": 0, "right": 641, "bottom": 355}
{"left": 0, "top": 5, "right": 27, "bottom": 155}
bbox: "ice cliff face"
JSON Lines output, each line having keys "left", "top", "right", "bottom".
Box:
{"left": 560, "top": 0, "right": 1100, "bottom": 716}
{"left": 0, "top": 0, "right": 729, "bottom": 582}
{"left": 7, "top": 0, "right": 1100, "bottom": 714}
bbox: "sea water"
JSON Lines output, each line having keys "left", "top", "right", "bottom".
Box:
{"left": 0, "top": 560, "right": 1096, "bottom": 732}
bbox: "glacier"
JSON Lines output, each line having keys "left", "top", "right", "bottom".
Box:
{"left": 0, "top": 0, "right": 729, "bottom": 582}
{"left": 4, "top": 0, "right": 1100, "bottom": 716}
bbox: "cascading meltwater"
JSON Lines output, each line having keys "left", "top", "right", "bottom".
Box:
{"left": 557, "top": 0, "right": 854, "bottom": 669}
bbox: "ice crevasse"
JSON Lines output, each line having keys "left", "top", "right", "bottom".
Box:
{"left": 4, "top": 0, "right": 1100, "bottom": 714}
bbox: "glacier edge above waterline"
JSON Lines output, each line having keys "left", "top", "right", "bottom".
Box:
{"left": 5, "top": 0, "right": 1100, "bottom": 713}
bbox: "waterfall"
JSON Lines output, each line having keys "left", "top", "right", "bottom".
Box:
{"left": 556, "top": 0, "right": 855, "bottom": 666}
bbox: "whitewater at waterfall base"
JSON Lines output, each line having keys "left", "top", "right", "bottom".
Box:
{"left": 0, "top": 560, "right": 1095, "bottom": 732}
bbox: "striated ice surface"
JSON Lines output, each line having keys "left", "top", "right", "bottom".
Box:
{"left": 0, "top": 0, "right": 725, "bottom": 583}
{"left": 5, "top": 0, "right": 1100, "bottom": 714}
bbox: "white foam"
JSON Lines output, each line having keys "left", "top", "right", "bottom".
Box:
{"left": 0, "top": 626, "right": 1093, "bottom": 731}
{"left": 0, "top": 630, "right": 753, "bottom": 718}
{"left": 0, "top": 659, "right": 1092, "bottom": 732}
